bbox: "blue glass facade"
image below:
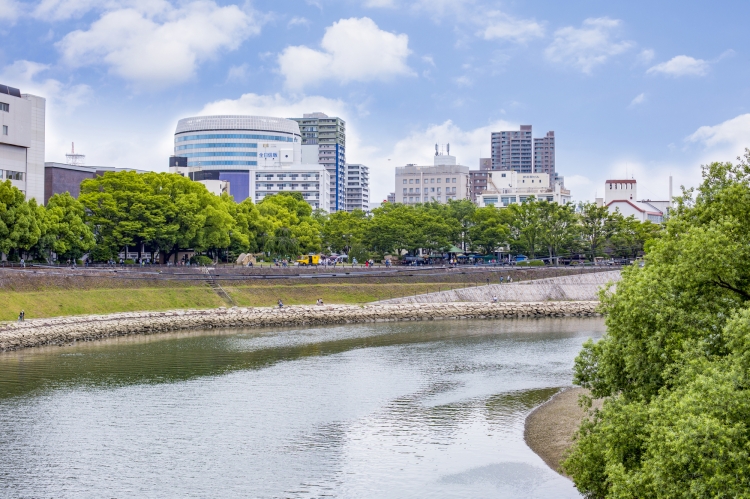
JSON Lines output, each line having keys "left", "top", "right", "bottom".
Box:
{"left": 175, "top": 134, "right": 294, "bottom": 142}
{"left": 176, "top": 143, "right": 259, "bottom": 150}
{"left": 187, "top": 160, "right": 257, "bottom": 166}
{"left": 181, "top": 152, "right": 257, "bottom": 158}
{"left": 219, "top": 172, "right": 250, "bottom": 202}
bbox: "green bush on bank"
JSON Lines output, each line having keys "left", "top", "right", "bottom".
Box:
{"left": 516, "top": 259, "right": 545, "bottom": 267}
{"left": 562, "top": 150, "right": 750, "bottom": 497}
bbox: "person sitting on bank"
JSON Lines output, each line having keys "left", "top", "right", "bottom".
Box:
{"left": 316, "top": 298, "right": 324, "bottom": 305}
{"left": 278, "top": 299, "right": 284, "bottom": 309}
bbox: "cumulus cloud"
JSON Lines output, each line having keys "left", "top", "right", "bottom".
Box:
{"left": 278, "top": 17, "right": 413, "bottom": 91}
{"left": 197, "top": 92, "right": 349, "bottom": 120}
{"left": 646, "top": 55, "right": 709, "bottom": 77}
{"left": 56, "top": 1, "right": 261, "bottom": 88}
{"left": 479, "top": 11, "right": 545, "bottom": 43}
{"left": 0, "top": 60, "right": 91, "bottom": 112}
{"left": 687, "top": 114, "right": 750, "bottom": 150}
{"left": 545, "top": 17, "right": 633, "bottom": 73}
{"left": 362, "top": 0, "right": 396, "bottom": 7}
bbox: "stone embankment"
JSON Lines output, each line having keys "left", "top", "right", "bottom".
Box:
{"left": 378, "top": 270, "right": 621, "bottom": 304}
{"left": 0, "top": 301, "right": 599, "bottom": 352}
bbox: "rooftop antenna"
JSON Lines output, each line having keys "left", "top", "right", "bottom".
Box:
{"left": 435, "top": 143, "right": 438, "bottom": 156}
{"left": 447, "top": 143, "right": 450, "bottom": 155}
{"left": 66, "top": 142, "right": 85, "bottom": 166}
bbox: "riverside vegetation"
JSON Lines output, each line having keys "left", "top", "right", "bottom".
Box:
{"left": 0, "top": 170, "right": 660, "bottom": 264}
{"left": 562, "top": 151, "right": 750, "bottom": 497}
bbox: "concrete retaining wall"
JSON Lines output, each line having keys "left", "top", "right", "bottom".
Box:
{"left": 0, "top": 301, "right": 600, "bottom": 352}
{"left": 377, "top": 270, "right": 621, "bottom": 304}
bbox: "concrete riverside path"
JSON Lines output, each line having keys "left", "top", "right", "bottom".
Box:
{"left": 0, "top": 301, "right": 600, "bottom": 352}
{"left": 376, "top": 270, "right": 621, "bottom": 304}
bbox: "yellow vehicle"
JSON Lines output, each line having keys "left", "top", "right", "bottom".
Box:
{"left": 297, "top": 254, "right": 321, "bottom": 266}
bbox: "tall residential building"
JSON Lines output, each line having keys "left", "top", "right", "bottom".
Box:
{"left": 0, "top": 83, "right": 45, "bottom": 203}
{"left": 344, "top": 163, "right": 369, "bottom": 212}
{"left": 290, "top": 112, "right": 346, "bottom": 211}
{"left": 469, "top": 157, "right": 492, "bottom": 203}
{"left": 534, "top": 131, "right": 555, "bottom": 176}
{"left": 491, "top": 125, "right": 532, "bottom": 173}
{"left": 170, "top": 115, "right": 330, "bottom": 211}
{"left": 491, "top": 125, "right": 558, "bottom": 186}
{"left": 395, "top": 151, "right": 470, "bottom": 204}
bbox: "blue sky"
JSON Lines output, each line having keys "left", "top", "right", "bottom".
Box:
{"left": 2, "top": 0, "right": 749, "bottom": 203}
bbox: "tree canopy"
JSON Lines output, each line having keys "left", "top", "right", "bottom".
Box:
{"left": 563, "top": 151, "right": 750, "bottom": 498}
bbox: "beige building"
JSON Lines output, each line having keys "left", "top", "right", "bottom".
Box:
{"left": 395, "top": 151, "right": 470, "bottom": 204}
{"left": 0, "top": 83, "right": 45, "bottom": 202}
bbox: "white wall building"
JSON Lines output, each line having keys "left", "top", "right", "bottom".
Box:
{"left": 344, "top": 163, "right": 369, "bottom": 212}
{"left": 477, "top": 171, "right": 571, "bottom": 207}
{"left": 0, "top": 84, "right": 45, "bottom": 202}
{"left": 599, "top": 179, "right": 669, "bottom": 223}
{"left": 171, "top": 115, "right": 330, "bottom": 211}
{"left": 395, "top": 151, "right": 470, "bottom": 204}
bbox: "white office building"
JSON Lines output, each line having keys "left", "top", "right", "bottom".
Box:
{"left": 345, "top": 163, "right": 369, "bottom": 212}
{"left": 598, "top": 178, "right": 670, "bottom": 223}
{"left": 395, "top": 150, "right": 470, "bottom": 204}
{"left": 477, "top": 171, "right": 571, "bottom": 207}
{"left": 0, "top": 84, "right": 45, "bottom": 202}
{"left": 171, "top": 115, "right": 330, "bottom": 211}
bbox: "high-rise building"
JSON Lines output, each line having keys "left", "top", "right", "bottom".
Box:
{"left": 344, "top": 163, "right": 369, "bottom": 212}
{"left": 171, "top": 115, "right": 330, "bottom": 211}
{"left": 468, "top": 157, "right": 492, "bottom": 203}
{"left": 534, "top": 131, "right": 555, "bottom": 176}
{"left": 491, "top": 125, "right": 532, "bottom": 173}
{"left": 0, "top": 83, "right": 45, "bottom": 203}
{"left": 290, "top": 112, "right": 346, "bottom": 211}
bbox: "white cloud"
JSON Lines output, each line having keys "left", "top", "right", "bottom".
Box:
{"left": 629, "top": 92, "right": 646, "bottom": 107}
{"left": 0, "top": 0, "right": 23, "bottom": 21}
{"left": 687, "top": 113, "right": 750, "bottom": 150}
{"left": 646, "top": 55, "right": 709, "bottom": 77}
{"left": 0, "top": 60, "right": 91, "bottom": 112}
{"left": 197, "top": 92, "right": 349, "bottom": 120}
{"left": 637, "top": 49, "right": 655, "bottom": 64}
{"left": 56, "top": 1, "right": 261, "bottom": 88}
{"left": 278, "top": 17, "right": 413, "bottom": 91}
{"left": 479, "top": 11, "right": 545, "bottom": 43}
{"left": 545, "top": 17, "right": 633, "bottom": 73}
{"left": 454, "top": 75, "right": 472, "bottom": 87}
{"left": 287, "top": 16, "right": 310, "bottom": 28}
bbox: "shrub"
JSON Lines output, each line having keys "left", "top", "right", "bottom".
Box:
{"left": 517, "top": 259, "right": 545, "bottom": 267}
{"left": 190, "top": 255, "right": 213, "bottom": 266}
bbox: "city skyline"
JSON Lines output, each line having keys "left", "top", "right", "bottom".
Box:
{"left": 1, "top": 0, "right": 747, "bottom": 203}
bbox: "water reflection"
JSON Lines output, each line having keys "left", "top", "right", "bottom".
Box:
{"left": 0, "top": 318, "right": 604, "bottom": 498}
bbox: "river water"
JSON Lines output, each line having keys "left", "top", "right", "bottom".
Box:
{"left": 0, "top": 318, "right": 604, "bottom": 498}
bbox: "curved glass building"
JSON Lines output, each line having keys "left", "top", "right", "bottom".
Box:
{"left": 172, "top": 115, "right": 329, "bottom": 210}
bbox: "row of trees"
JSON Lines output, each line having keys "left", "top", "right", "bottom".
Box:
{"left": 563, "top": 152, "right": 750, "bottom": 497}
{"left": 0, "top": 170, "right": 659, "bottom": 263}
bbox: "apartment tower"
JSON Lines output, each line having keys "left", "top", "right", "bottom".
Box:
{"left": 290, "top": 112, "right": 346, "bottom": 211}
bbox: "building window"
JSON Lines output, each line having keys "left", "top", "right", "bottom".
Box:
{"left": 0, "top": 103, "right": 8, "bottom": 112}
{"left": 437, "top": 178, "right": 441, "bottom": 183}
{"left": 409, "top": 179, "right": 413, "bottom": 184}
{"left": 415, "top": 179, "right": 420, "bottom": 184}
{"left": 452, "top": 178, "right": 456, "bottom": 183}
{"left": 2, "top": 125, "right": 7, "bottom": 135}
{"left": 5, "top": 170, "right": 23, "bottom": 181}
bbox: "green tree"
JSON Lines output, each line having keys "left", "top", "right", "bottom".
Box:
{"left": 36, "top": 192, "right": 95, "bottom": 261}
{"left": 468, "top": 206, "right": 509, "bottom": 255}
{"left": 322, "top": 209, "right": 369, "bottom": 254}
{"left": 578, "top": 201, "right": 616, "bottom": 261}
{"left": 539, "top": 202, "right": 577, "bottom": 261}
{"left": 563, "top": 151, "right": 750, "bottom": 497}
{"left": 507, "top": 198, "right": 544, "bottom": 258}
{"left": 0, "top": 180, "right": 42, "bottom": 258}
{"left": 264, "top": 226, "right": 299, "bottom": 258}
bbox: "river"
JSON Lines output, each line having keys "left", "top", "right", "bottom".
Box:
{"left": 0, "top": 317, "right": 604, "bottom": 498}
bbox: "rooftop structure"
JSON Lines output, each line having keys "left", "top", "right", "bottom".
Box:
{"left": 395, "top": 148, "right": 470, "bottom": 205}
{"left": 599, "top": 178, "right": 672, "bottom": 223}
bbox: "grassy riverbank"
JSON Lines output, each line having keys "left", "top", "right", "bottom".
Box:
{"left": 0, "top": 282, "right": 483, "bottom": 321}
